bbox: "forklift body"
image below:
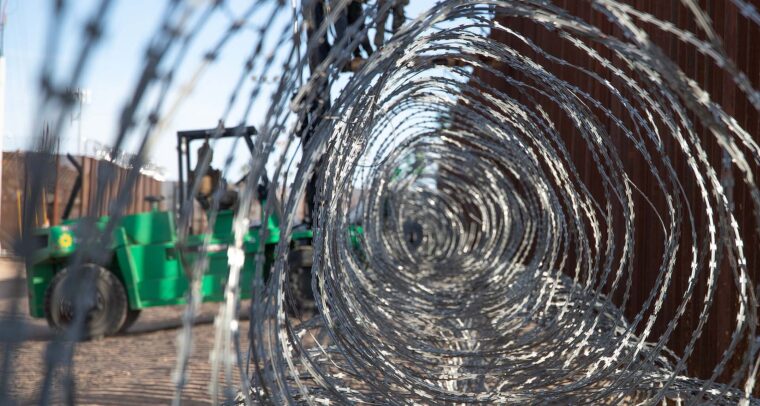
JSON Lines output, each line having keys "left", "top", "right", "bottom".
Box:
{"left": 25, "top": 126, "right": 316, "bottom": 332}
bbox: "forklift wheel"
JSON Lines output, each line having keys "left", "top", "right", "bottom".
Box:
{"left": 43, "top": 264, "right": 129, "bottom": 340}
{"left": 287, "top": 245, "right": 315, "bottom": 315}
{"left": 119, "top": 309, "right": 142, "bottom": 333}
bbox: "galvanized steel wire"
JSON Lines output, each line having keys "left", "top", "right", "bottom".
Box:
{"left": 2, "top": 0, "right": 760, "bottom": 405}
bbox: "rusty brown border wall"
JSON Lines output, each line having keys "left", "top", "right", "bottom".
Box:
{"left": 473, "top": 0, "right": 760, "bottom": 389}
{"left": 0, "top": 152, "right": 166, "bottom": 249}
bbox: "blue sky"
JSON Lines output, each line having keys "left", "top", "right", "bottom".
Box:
{"left": 2, "top": 0, "right": 432, "bottom": 181}
{"left": 5, "top": 0, "right": 276, "bottom": 180}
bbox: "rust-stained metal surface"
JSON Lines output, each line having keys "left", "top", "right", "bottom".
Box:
{"left": 474, "top": 1, "right": 760, "bottom": 390}
{"left": 0, "top": 152, "right": 166, "bottom": 247}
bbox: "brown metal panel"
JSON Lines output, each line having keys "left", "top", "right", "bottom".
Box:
{"left": 483, "top": 0, "right": 759, "bottom": 390}
{"left": 79, "top": 157, "right": 89, "bottom": 217}
{"left": 111, "top": 163, "right": 122, "bottom": 216}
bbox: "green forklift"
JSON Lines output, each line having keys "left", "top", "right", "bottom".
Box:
{"left": 25, "top": 126, "right": 320, "bottom": 338}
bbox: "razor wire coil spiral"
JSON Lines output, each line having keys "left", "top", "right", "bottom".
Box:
{"left": 2, "top": 0, "right": 760, "bottom": 405}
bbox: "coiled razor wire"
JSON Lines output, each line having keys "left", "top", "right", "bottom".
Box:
{"left": 1, "top": 0, "right": 759, "bottom": 404}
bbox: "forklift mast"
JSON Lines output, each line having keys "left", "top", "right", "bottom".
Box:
{"left": 175, "top": 126, "right": 258, "bottom": 212}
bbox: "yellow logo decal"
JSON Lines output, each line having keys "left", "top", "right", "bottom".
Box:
{"left": 58, "top": 233, "right": 73, "bottom": 249}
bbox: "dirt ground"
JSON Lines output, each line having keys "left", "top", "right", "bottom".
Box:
{"left": 1, "top": 282, "right": 249, "bottom": 405}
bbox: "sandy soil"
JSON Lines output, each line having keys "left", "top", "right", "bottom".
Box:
{"left": 1, "top": 297, "right": 248, "bottom": 405}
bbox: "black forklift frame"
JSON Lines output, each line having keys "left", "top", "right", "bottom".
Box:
{"left": 175, "top": 125, "right": 258, "bottom": 208}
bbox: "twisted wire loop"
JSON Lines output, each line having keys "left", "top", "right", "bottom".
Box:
{"left": 248, "top": 1, "right": 760, "bottom": 404}
{"left": 3, "top": 0, "right": 759, "bottom": 404}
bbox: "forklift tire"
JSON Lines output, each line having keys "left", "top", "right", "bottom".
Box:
{"left": 119, "top": 309, "right": 142, "bottom": 333}
{"left": 287, "top": 245, "right": 315, "bottom": 315}
{"left": 289, "top": 245, "right": 314, "bottom": 269}
{"left": 44, "top": 264, "right": 129, "bottom": 340}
